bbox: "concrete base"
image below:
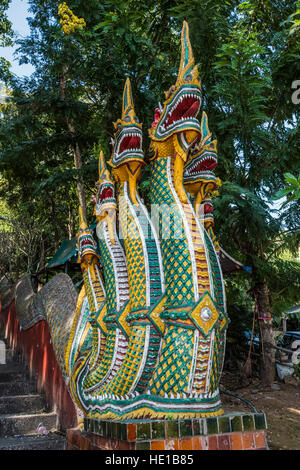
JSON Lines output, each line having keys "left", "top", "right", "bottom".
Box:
{"left": 67, "top": 412, "right": 268, "bottom": 450}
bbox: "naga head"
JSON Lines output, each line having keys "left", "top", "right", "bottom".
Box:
{"left": 109, "top": 78, "right": 145, "bottom": 205}
{"left": 184, "top": 111, "right": 218, "bottom": 210}
{"left": 197, "top": 197, "right": 214, "bottom": 229}
{"left": 149, "top": 21, "right": 202, "bottom": 163}
{"left": 76, "top": 206, "right": 99, "bottom": 269}
{"left": 95, "top": 150, "right": 117, "bottom": 245}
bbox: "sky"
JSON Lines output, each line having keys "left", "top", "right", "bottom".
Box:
{"left": 0, "top": 0, "right": 34, "bottom": 77}
{"left": 0, "top": 1, "right": 290, "bottom": 212}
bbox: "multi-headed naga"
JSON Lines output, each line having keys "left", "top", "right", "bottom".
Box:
{"left": 184, "top": 111, "right": 221, "bottom": 252}
{"left": 145, "top": 21, "right": 228, "bottom": 417}
{"left": 41, "top": 21, "right": 229, "bottom": 421}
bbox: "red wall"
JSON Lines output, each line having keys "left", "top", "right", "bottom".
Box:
{"left": 0, "top": 299, "right": 77, "bottom": 430}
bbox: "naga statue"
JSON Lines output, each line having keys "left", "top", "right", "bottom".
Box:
{"left": 9, "top": 21, "right": 229, "bottom": 423}
{"left": 183, "top": 110, "right": 221, "bottom": 253}
{"left": 143, "top": 21, "right": 228, "bottom": 418}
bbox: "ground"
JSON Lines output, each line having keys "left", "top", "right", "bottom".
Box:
{"left": 221, "top": 372, "right": 300, "bottom": 450}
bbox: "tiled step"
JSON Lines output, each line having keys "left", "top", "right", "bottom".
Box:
{"left": 0, "top": 433, "right": 66, "bottom": 450}
{"left": 0, "top": 412, "right": 58, "bottom": 437}
{"left": 0, "top": 381, "right": 37, "bottom": 397}
{"left": 0, "top": 394, "right": 45, "bottom": 415}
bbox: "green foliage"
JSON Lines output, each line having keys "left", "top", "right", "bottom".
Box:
{"left": 265, "top": 258, "right": 300, "bottom": 318}
{"left": 0, "top": 0, "right": 298, "bottom": 331}
{"left": 0, "top": 0, "right": 13, "bottom": 81}
{"left": 273, "top": 173, "right": 300, "bottom": 205}
{"left": 0, "top": 0, "right": 13, "bottom": 47}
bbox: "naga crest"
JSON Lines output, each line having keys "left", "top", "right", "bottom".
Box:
{"left": 149, "top": 21, "right": 202, "bottom": 159}
{"left": 109, "top": 78, "right": 144, "bottom": 169}
{"left": 109, "top": 78, "right": 145, "bottom": 204}
{"left": 184, "top": 111, "right": 218, "bottom": 203}
{"left": 95, "top": 150, "right": 117, "bottom": 219}
{"left": 95, "top": 150, "right": 117, "bottom": 245}
{"left": 76, "top": 206, "right": 99, "bottom": 264}
{"left": 198, "top": 197, "right": 214, "bottom": 227}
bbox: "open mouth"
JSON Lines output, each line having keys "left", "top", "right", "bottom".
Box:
{"left": 165, "top": 95, "right": 200, "bottom": 128}
{"left": 119, "top": 133, "right": 141, "bottom": 154}
{"left": 188, "top": 154, "right": 218, "bottom": 175}
{"left": 203, "top": 202, "right": 214, "bottom": 214}
{"left": 156, "top": 86, "right": 202, "bottom": 137}
{"left": 80, "top": 237, "right": 93, "bottom": 248}
{"left": 114, "top": 126, "right": 144, "bottom": 161}
{"left": 79, "top": 235, "right": 96, "bottom": 255}
{"left": 99, "top": 186, "right": 114, "bottom": 203}
{"left": 95, "top": 183, "right": 116, "bottom": 217}
{"left": 184, "top": 149, "right": 218, "bottom": 180}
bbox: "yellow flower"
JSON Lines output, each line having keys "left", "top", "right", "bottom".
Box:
{"left": 58, "top": 2, "right": 86, "bottom": 34}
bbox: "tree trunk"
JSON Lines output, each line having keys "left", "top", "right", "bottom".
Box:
{"left": 58, "top": 65, "right": 87, "bottom": 220}
{"left": 65, "top": 119, "right": 87, "bottom": 220}
{"left": 68, "top": 205, "right": 75, "bottom": 240}
{"left": 37, "top": 236, "right": 45, "bottom": 273}
{"left": 254, "top": 282, "right": 276, "bottom": 387}
{"left": 50, "top": 196, "right": 60, "bottom": 251}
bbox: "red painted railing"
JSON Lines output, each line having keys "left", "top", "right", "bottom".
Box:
{"left": 0, "top": 299, "right": 77, "bottom": 430}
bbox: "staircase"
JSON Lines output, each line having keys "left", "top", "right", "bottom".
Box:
{"left": 0, "top": 337, "right": 66, "bottom": 450}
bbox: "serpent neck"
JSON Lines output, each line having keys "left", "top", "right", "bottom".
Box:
{"left": 117, "top": 180, "right": 164, "bottom": 312}
{"left": 97, "top": 221, "right": 129, "bottom": 316}
{"left": 150, "top": 156, "right": 215, "bottom": 313}
{"left": 81, "top": 265, "right": 106, "bottom": 370}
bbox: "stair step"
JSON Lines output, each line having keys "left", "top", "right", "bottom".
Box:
{"left": 0, "top": 394, "right": 45, "bottom": 414}
{"left": 0, "top": 339, "right": 61, "bottom": 444}
{"left": 4, "top": 349, "right": 21, "bottom": 364}
{"left": 0, "top": 369, "right": 27, "bottom": 382}
{"left": 0, "top": 362, "right": 27, "bottom": 374}
{"left": 0, "top": 412, "right": 58, "bottom": 437}
{"left": 0, "top": 381, "right": 37, "bottom": 397}
{"left": 0, "top": 433, "right": 66, "bottom": 450}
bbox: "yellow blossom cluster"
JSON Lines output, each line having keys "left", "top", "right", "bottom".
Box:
{"left": 58, "top": 2, "right": 86, "bottom": 35}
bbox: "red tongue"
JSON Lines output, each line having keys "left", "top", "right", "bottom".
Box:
{"left": 204, "top": 204, "right": 213, "bottom": 214}
{"left": 183, "top": 100, "right": 198, "bottom": 118}
{"left": 192, "top": 158, "right": 217, "bottom": 173}
{"left": 165, "top": 97, "right": 199, "bottom": 127}
{"left": 119, "top": 136, "right": 140, "bottom": 153}
{"left": 100, "top": 187, "right": 113, "bottom": 201}
{"left": 202, "top": 159, "right": 217, "bottom": 171}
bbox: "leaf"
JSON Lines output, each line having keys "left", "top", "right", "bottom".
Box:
{"left": 271, "top": 189, "right": 292, "bottom": 201}
{"left": 284, "top": 173, "right": 298, "bottom": 186}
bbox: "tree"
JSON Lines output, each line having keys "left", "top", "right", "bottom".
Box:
{"left": 273, "top": 172, "right": 300, "bottom": 204}
{"left": 0, "top": 0, "right": 299, "bottom": 386}
{"left": 0, "top": 0, "right": 13, "bottom": 81}
{"left": 172, "top": 0, "right": 300, "bottom": 385}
